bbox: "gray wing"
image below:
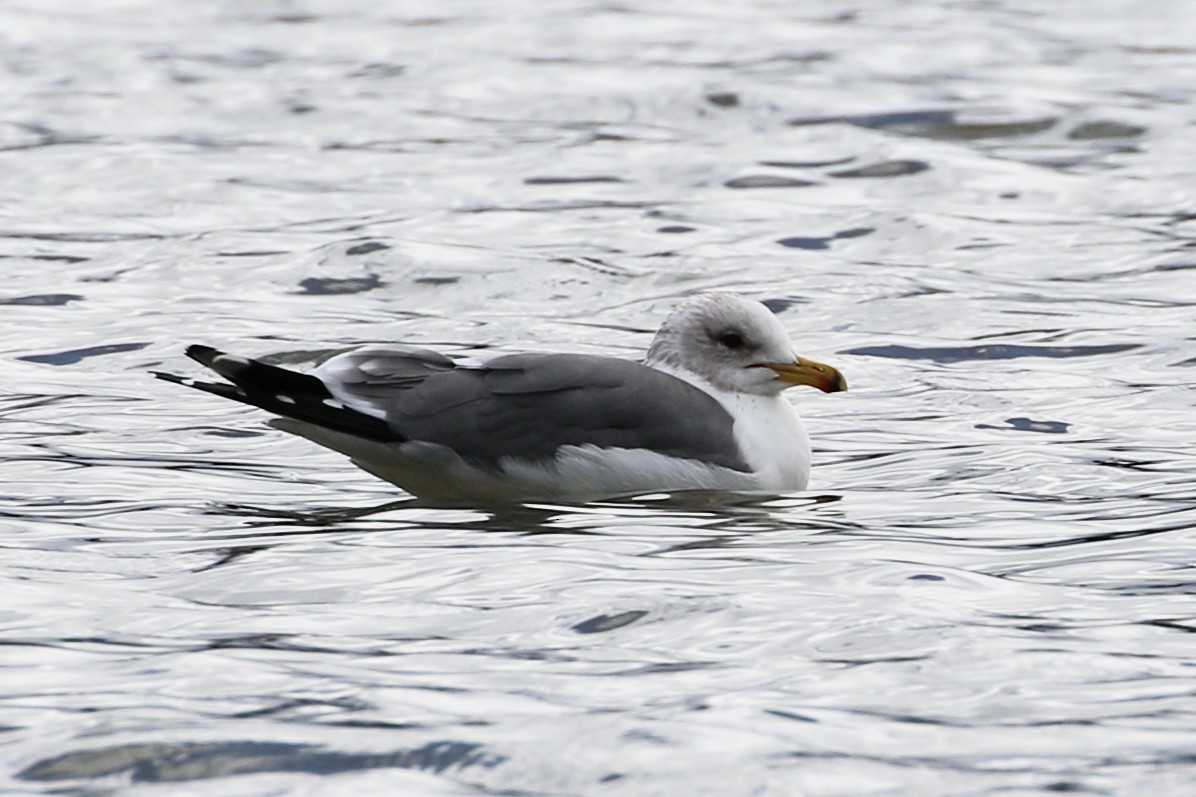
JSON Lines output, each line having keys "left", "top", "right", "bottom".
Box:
{"left": 315, "top": 344, "right": 458, "bottom": 397}
{"left": 161, "top": 345, "right": 751, "bottom": 473}
{"left": 321, "top": 350, "right": 751, "bottom": 472}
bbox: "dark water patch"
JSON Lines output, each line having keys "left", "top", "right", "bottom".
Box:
{"left": 158, "top": 133, "right": 268, "bottom": 149}
{"left": 524, "top": 175, "right": 625, "bottom": 185}
{"left": 705, "top": 91, "right": 739, "bottom": 107}
{"left": 956, "top": 240, "right": 1008, "bottom": 251}
{"left": 1093, "top": 456, "right": 1170, "bottom": 473}
{"left": 227, "top": 176, "right": 363, "bottom": 193}
{"left": 655, "top": 536, "right": 738, "bottom": 555}
{"left": 819, "top": 655, "right": 931, "bottom": 667}
{"left": 18, "top": 739, "right": 503, "bottom": 783}
{"left": 830, "top": 160, "right": 930, "bottom": 178}
{"left": 976, "top": 417, "right": 1071, "bottom": 434}
{"left": 205, "top": 633, "right": 381, "bottom": 656}
{"left": 35, "top": 254, "right": 90, "bottom": 262}
{"left": 462, "top": 199, "right": 653, "bottom": 213}
{"left": 1068, "top": 121, "right": 1147, "bottom": 140}
{"left": 229, "top": 695, "right": 374, "bottom": 720}
{"left": 414, "top": 275, "right": 461, "bottom": 285}
{"left": 18, "top": 342, "right": 150, "bottom": 365}
{"left": 627, "top": 661, "right": 716, "bottom": 675}
{"left": 573, "top": 610, "right": 649, "bottom": 634}
{"left": 843, "top": 343, "right": 1140, "bottom": 363}
{"left": 79, "top": 268, "right": 136, "bottom": 283}
{"left": 1093, "top": 582, "right": 1196, "bottom": 597}
{"left": 216, "top": 249, "right": 291, "bottom": 257}
{"left": 0, "top": 392, "right": 90, "bottom": 416}
{"left": 344, "top": 240, "right": 390, "bottom": 256}
{"left": 191, "top": 546, "right": 269, "bottom": 574}
{"left": 0, "top": 122, "right": 99, "bottom": 151}
{"left": 778, "top": 237, "right": 831, "bottom": 250}
{"left": 552, "top": 255, "right": 646, "bottom": 278}
{"left": 201, "top": 498, "right": 418, "bottom": 527}
{"left": 1151, "top": 261, "right": 1196, "bottom": 273}
{"left": 657, "top": 225, "right": 695, "bottom": 233}
{"left": 0, "top": 253, "right": 90, "bottom": 263}
{"left": 868, "top": 112, "right": 1055, "bottom": 140}
{"left": 789, "top": 109, "right": 1057, "bottom": 140}
{"left": 0, "top": 230, "right": 163, "bottom": 242}
{"left": 322, "top": 137, "right": 466, "bottom": 153}
{"left": 987, "top": 526, "right": 1184, "bottom": 552}
{"left": 0, "top": 293, "right": 83, "bottom": 306}
{"left": 724, "top": 175, "right": 817, "bottom": 189}
{"left": 296, "top": 274, "right": 384, "bottom": 295}
{"left": 329, "top": 719, "right": 440, "bottom": 731}
{"left": 778, "top": 227, "right": 874, "bottom": 249}
{"left": 765, "top": 708, "right": 819, "bottom": 723}
{"left": 165, "top": 47, "right": 285, "bottom": 70}
{"left": 643, "top": 51, "right": 829, "bottom": 70}
{"left": 1144, "top": 619, "right": 1196, "bottom": 634}
{"left": 348, "top": 62, "right": 407, "bottom": 79}
{"left": 920, "top": 117, "right": 1056, "bottom": 140}
{"left": 759, "top": 157, "right": 855, "bottom": 168}
{"left": 761, "top": 297, "right": 806, "bottom": 313}
{"left": 789, "top": 109, "right": 955, "bottom": 130}
{"left": 272, "top": 12, "right": 319, "bottom": 24}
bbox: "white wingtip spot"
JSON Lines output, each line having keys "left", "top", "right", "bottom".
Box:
{"left": 180, "top": 378, "right": 197, "bottom": 387}
{"left": 276, "top": 395, "right": 297, "bottom": 405}
{"left": 322, "top": 398, "right": 345, "bottom": 409}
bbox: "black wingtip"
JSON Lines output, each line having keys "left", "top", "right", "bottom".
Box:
{"left": 185, "top": 344, "right": 221, "bottom": 368}
{"left": 153, "top": 370, "right": 248, "bottom": 405}
{"left": 161, "top": 345, "right": 404, "bottom": 444}
{"left": 152, "top": 370, "right": 186, "bottom": 385}
{"left": 184, "top": 344, "right": 257, "bottom": 381}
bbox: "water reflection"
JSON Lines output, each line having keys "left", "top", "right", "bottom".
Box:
{"left": 199, "top": 491, "right": 846, "bottom": 540}
{"left": 20, "top": 739, "right": 503, "bottom": 784}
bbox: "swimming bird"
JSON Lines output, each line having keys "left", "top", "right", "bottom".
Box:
{"left": 156, "top": 293, "right": 846, "bottom": 502}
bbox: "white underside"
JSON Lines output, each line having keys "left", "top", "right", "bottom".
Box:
{"left": 270, "top": 381, "right": 811, "bottom": 502}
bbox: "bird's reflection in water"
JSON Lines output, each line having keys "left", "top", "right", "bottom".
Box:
{"left": 201, "top": 490, "right": 847, "bottom": 543}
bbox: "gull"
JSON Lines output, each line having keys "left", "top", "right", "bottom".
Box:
{"left": 156, "top": 293, "right": 846, "bottom": 502}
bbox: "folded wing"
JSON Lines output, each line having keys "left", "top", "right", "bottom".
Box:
{"left": 159, "top": 346, "right": 750, "bottom": 473}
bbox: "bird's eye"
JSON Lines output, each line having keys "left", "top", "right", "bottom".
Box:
{"left": 717, "top": 330, "right": 746, "bottom": 350}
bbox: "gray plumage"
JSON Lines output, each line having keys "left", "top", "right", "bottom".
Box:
{"left": 319, "top": 350, "right": 750, "bottom": 471}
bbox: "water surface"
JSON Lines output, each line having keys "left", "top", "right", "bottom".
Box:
{"left": 2, "top": 1, "right": 1195, "bottom": 794}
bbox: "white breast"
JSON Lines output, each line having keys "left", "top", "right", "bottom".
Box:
{"left": 712, "top": 391, "right": 811, "bottom": 491}
{"left": 650, "top": 365, "right": 812, "bottom": 492}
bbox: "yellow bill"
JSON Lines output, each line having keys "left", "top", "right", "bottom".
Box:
{"left": 764, "top": 357, "right": 847, "bottom": 393}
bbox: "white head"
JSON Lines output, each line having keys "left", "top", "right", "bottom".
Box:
{"left": 645, "top": 292, "right": 846, "bottom": 396}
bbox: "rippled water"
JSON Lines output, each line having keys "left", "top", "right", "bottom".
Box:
{"left": 3, "top": 1, "right": 1195, "bottom": 794}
